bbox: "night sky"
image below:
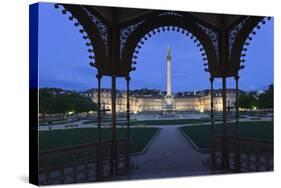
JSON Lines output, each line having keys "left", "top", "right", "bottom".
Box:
{"left": 38, "top": 3, "right": 273, "bottom": 92}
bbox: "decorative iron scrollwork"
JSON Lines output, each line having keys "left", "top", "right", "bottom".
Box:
{"left": 228, "top": 16, "right": 250, "bottom": 58}
{"left": 197, "top": 23, "right": 219, "bottom": 58}
{"left": 158, "top": 11, "right": 183, "bottom": 17}
{"left": 120, "top": 11, "right": 185, "bottom": 58}
{"left": 120, "top": 20, "right": 145, "bottom": 56}
{"left": 81, "top": 6, "right": 109, "bottom": 55}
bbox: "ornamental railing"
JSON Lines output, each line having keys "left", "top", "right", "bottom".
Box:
{"left": 214, "top": 135, "right": 273, "bottom": 172}
{"left": 38, "top": 139, "right": 129, "bottom": 185}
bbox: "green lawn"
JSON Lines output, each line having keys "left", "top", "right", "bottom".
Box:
{"left": 130, "top": 119, "right": 209, "bottom": 125}
{"left": 83, "top": 118, "right": 225, "bottom": 126}
{"left": 129, "top": 117, "right": 242, "bottom": 126}
{"left": 39, "top": 127, "right": 159, "bottom": 154}
{"left": 180, "top": 121, "right": 273, "bottom": 150}
{"left": 82, "top": 119, "right": 112, "bottom": 124}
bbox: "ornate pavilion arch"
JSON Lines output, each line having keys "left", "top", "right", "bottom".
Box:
{"left": 55, "top": 4, "right": 271, "bottom": 79}
{"left": 118, "top": 11, "right": 220, "bottom": 77}
{"left": 38, "top": 3, "right": 273, "bottom": 184}
{"left": 55, "top": 4, "right": 110, "bottom": 75}
{"left": 228, "top": 16, "right": 271, "bottom": 74}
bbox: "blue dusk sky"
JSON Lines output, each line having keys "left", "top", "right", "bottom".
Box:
{"left": 38, "top": 3, "right": 273, "bottom": 92}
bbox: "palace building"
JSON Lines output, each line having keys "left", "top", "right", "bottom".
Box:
{"left": 83, "top": 47, "right": 237, "bottom": 113}
{"left": 83, "top": 88, "right": 237, "bottom": 113}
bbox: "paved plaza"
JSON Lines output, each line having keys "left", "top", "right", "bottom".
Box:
{"left": 126, "top": 125, "right": 210, "bottom": 179}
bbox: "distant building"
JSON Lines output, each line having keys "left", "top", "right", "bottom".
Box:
{"left": 83, "top": 88, "right": 237, "bottom": 113}
{"left": 82, "top": 47, "right": 238, "bottom": 113}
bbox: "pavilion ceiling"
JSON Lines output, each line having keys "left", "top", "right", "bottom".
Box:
{"left": 57, "top": 3, "right": 267, "bottom": 78}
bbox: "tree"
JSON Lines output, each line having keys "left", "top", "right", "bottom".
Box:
{"left": 257, "top": 84, "right": 273, "bottom": 110}
{"left": 266, "top": 84, "right": 273, "bottom": 109}
{"left": 239, "top": 93, "right": 257, "bottom": 110}
{"left": 66, "top": 93, "right": 97, "bottom": 113}
{"left": 53, "top": 94, "right": 71, "bottom": 117}
{"left": 39, "top": 88, "right": 97, "bottom": 118}
{"left": 39, "top": 88, "right": 56, "bottom": 119}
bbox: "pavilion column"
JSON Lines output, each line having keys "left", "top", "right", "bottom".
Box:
{"left": 235, "top": 75, "right": 241, "bottom": 172}
{"left": 96, "top": 74, "right": 102, "bottom": 180}
{"left": 97, "top": 74, "right": 102, "bottom": 143}
{"left": 111, "top": 74, "right": 117, "bottom": 176}
{"left": 210, "top": 77, "right": 216, "bottom": 170}
{"left": 217, "top": 17, "right": 229, "bottom": 170}
{"left": 222, "top": 76, "right": 229, "bottom": 170}
{"left": 125, "top": 76, "right": 131, "bottom": 173}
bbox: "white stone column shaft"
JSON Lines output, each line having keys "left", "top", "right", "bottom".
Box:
{"left": 166, "top": 47, "right": 172, "bottom": 97}
{"left": 167, "top": 59, "right": 171, "bottom": 96}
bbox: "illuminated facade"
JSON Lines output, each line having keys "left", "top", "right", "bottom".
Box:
{"left": 83, "top": 47, "right": 237, "bottom": 113}
{"left": 83, "top": 89, "right": 237, "bottom": 113}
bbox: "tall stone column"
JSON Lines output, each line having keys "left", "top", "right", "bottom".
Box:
{"left": 162, "top": 46, "right": 175, "bottom": 114}
{"left": 167, "top": 46, "right": 172, "bottom": 97}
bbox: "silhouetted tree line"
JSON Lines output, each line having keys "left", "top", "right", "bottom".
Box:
{"left": 39, "top": 88, "right": 97, "bottom": 119}
{"left": 239, "top": 84, "right": 273, "bottom": 110}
